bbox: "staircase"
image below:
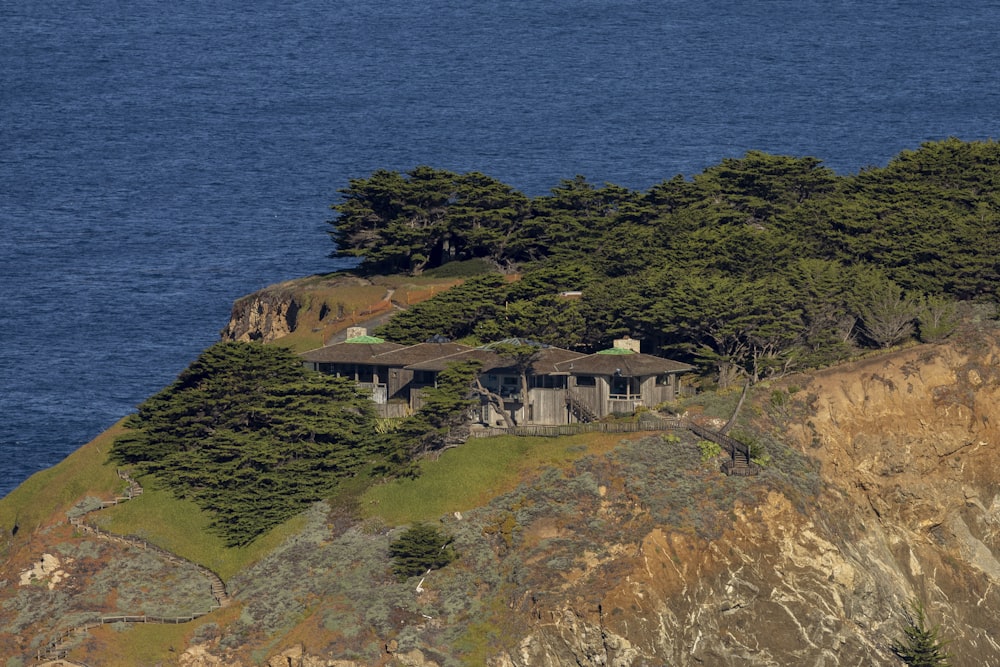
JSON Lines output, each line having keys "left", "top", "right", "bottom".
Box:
{"left": 34, "top": 470, "right": 230, "bottom": 664}
{"left": 565, "top": 390, "right": 597, "bottom": 423}
{"left": 720, "top": 446, "right": 761, "bottom": 477}
{"left": 686, "top": 421, "right": 761, "bottom": 477}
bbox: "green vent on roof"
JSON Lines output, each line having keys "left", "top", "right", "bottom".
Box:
{"left": 596, "top": 347, "right": 635, "bottom": 355}
{"left": 346, "top": 335, "right": 385, "bottom": 344}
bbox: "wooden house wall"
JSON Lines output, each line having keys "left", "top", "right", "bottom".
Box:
{"left": 386, "top": 367, "right": 414, "bottom": 401}
{"left": 569, "top": 376, "right": 607, "bottom": 418}
{"left": 477, "top": 396, "right": 522, "bottom": 427}
{"left": 308, "top": 355, "right": 687, "bottom": 427}
{"left": 639, "top": 376, "right": 659, "bottom": 406}
{"left": 527, "top": 387, "right": 569, "bottom": 425}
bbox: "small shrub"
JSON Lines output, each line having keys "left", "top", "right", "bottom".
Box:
{"left": 697, "top": 440, "right": 723, "bottom": 462}
{"left": 389, "top": 523, "right": 458, "bottom": 580}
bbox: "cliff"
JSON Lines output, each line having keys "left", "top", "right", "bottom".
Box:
{"left": 4, "top": 320, "right": 1000, "bottom": 665}
{"left": 174, "top": 329, "right": 1000, "bottom": 666}
{"left": 219, "top": 274, "right": 461, "bottom": 350}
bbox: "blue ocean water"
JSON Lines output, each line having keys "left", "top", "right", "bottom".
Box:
{"left": 1, "top": 0, "right": 997, "bottom": 498}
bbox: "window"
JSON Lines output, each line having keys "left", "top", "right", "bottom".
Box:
{"left": 529, "top": 375, "right": 566, "bottom": 389}
{"left": 575, "top": 375, "right": 596, "bottom": 387}
{"left": 500, "top": 376, "right": 519, "bottom": 397}
{"left": 656, "top": 374, "right": 673, "bottom": 386}
{"left": 413, "top": 370, "right": 436, "bottom": 385}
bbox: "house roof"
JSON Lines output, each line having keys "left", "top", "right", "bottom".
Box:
{"left": 406, "top": 345, "right": 586, "bottom": 375}
{"left": 367, "top": 341, "right": 474, "bottom": 367}
{"left": 301, "top": 337, "right": 692, "bottom": 378}
{"left": 554, "top": 349, "right": 694, "bottom": 377}
{"left": 300, "top": 340, "right": 404, "bottom": 364}
{"left": 404, "top": 348, "right": 506, "bottom": 373}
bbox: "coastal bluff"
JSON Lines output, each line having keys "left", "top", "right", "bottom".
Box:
{"left": 4, "top": 284, "right": 1000, "bottom": 664}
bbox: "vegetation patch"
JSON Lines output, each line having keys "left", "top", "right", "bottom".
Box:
{"left": 389, "top": 523, "right": 457, "bottom": 580}
{"left": 361, "top": 432, "right": 623, "bottom": 525}
{"left": 94, "top": 483, "right": 308, "bottom": 582}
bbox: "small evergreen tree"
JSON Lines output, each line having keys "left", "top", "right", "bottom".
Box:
{"left": 891, "top": 599, "right": 951, "bottom": 667}
{"left": 388, "top": 523, "right": 457, "bottom": 580}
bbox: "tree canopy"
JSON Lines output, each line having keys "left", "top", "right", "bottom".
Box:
{"left": 329, "top": 139, "right": 1000, "bottom": 384}
{"left": 112, "top": 342, "right": 382, "bottom": 546}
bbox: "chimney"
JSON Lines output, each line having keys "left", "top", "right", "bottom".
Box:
{"left": 346, "top": 327, "right": 367, "bottom": 340}
{"left": 613, "top": 336, "right": 640, "bottom": 353}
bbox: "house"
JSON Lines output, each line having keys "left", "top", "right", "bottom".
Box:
{"left": 301, "top": 331, "right": 471, "bottom": 417}
{"left": 554, "top": 337, "right": 694, "bottom": 421}
{"left": 301, "top": 332, "right": 692, "bottom": 426}
{"left": 403, "top": 339, "right": 587, "bottom": 426}
{"left": 300, "top": 334, "right": 404, "bottom": 404}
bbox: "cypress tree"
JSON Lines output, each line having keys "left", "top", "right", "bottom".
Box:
{"left": 891, "top": 599, "right": 951, "bottom": 667}
{"left": 388, "top": 523, "right": 457, "bottom": 580}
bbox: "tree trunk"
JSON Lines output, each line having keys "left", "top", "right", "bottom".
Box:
{"left": 720, "top": 380, "right": 750, "bottom": 435}
{"left": 474, "top": 378, "right": 514, "bottom": 428}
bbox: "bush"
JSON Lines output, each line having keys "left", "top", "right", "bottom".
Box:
{"left": 389, "top": 523, "right": 458, "bottom": 580}
{"left": 697, "top": 439, "right": 723, "bottom": 462}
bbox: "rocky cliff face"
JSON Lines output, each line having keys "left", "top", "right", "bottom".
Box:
{"left": 221, "top": 286, "right": 301, "bottom": 343}
{"left": 219, "top": 274, "right": 399, "bottom": 346}
{"left": 488, "top": 334, "right": 1000, "bottom": 667}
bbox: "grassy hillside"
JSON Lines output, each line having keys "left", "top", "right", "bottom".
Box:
{"left": 362, "top": 431, "right": 637, "bottom": 525}
{"left": 0, "top": 420, "right": 124, "bottom": 545}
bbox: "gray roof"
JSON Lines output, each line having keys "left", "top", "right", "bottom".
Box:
{"left": 406, "top": 345, "right": 586, "bottom": 375}
{"left": 302, "top": 338, "right": 691, "bottom": 378}
{"left": 368, "top": 341, "right": 474, "bottom": 367}
{"left": 300, "top": 340, "right": 404, "bottom": 364}
{"left": 554, "top": 350, "right": 694, "bottom": 377}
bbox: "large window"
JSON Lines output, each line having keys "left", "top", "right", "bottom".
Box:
{"left": 611, "top": 376, "right": 639, "bottom": 397}
{"left": 413, "top": 370, "right": 436, "bottom": 385}
{"left": 529, "top": 375, "right": 566, "bottom": 389}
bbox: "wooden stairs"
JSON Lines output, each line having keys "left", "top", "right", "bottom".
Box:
{"left": 686, "top": 421, "right": 761, "bottom": 477}
{"left": 565, "top": 390, "right": 598, "bottom": 423}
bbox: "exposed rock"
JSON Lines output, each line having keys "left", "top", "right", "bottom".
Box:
{"left": 179, "top": 643, "right": 231, "bottom": 667}
{"left": 221, "top": 287, "right": 300, "bottom": 343}
{"left": 219, "top": 274, "right": 380, "bottom": 344}
{"left": 18, "top": 553, "right": 68, "bottom": 590}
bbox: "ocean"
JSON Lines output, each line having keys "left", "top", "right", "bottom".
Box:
{"left": 1, "top": 0, "right": 997, "bottom": 498}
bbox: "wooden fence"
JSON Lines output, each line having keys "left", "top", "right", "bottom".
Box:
{"left": 33, "top": 470, "right": 228, "bottom": 664}
{"left": 470, "top": 417, "right": 684, "bottom": 439}
{"left": 469, "top": 416, "right": 761, "bottom": 476}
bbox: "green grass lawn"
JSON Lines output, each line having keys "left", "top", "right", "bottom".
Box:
{"left": 361, "top": 431, "right": 627, "bottom": 525}
{"left": 0, "top": 421, "right": 125, "bottom": 538}
{"left": 94, "top": 482, "right": 308, "bottom": 582}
